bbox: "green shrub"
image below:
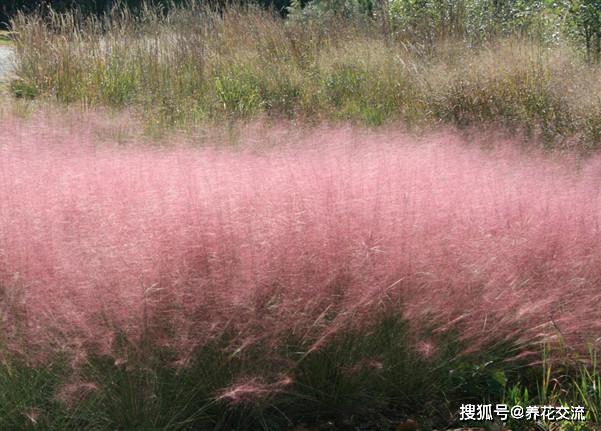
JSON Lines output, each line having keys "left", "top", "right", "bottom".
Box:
{"left": 10, "top": 79, "right": 37, "bottom": 99}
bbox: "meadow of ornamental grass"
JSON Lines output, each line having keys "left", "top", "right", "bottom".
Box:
{"left": 2, "top": 108, "right": 601, "bottom": 429}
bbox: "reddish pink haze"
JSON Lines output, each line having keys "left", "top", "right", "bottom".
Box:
{"left": 1, "top": 114, "right": 601, "bottom": 362}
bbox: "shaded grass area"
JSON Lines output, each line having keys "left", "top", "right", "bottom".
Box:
{"left": 1, "top": 319, "right": 599, "bottom": 430}
{"left": 7, "top": 4, "right": 601, "bottom": 149}
{"left": 0, "top": 316, "right": 550, "bottom": 430}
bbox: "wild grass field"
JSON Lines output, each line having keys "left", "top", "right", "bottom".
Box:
{"left": 8, "top": 3, "right": 601, "bottom": 149}
{"left": 4, "top": 1, "right": 601, "bottom": 430}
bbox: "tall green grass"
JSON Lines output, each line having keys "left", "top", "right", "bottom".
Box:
{"left": 9, "top": 3, "right": 601, "bottom": 148}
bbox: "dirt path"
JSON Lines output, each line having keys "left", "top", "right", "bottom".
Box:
{"left": 0, "top": 46, "right": 13, "bottom": 81}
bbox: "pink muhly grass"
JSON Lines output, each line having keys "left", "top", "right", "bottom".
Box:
{"left": 1, "top": 113, "right": 601, "bottom": 364}
{"left": 415, "top": 340, "right": 437, "bottom": 359}
{"left": 55, "top": 380, "right": 99, "bottom": 407}
{"left": 217, "top": 375, "right": 294, "bottom": 406}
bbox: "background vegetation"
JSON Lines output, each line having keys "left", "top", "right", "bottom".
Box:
{"left": 6, "top": 1, "right": 601, "bottom": 149}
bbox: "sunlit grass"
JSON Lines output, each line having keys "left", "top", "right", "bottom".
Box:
{"left": 1, "top": 109, "right": 601, "bottom": 428}
{"left": 9, "top": 4, "right": 601, "bottom": 150}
